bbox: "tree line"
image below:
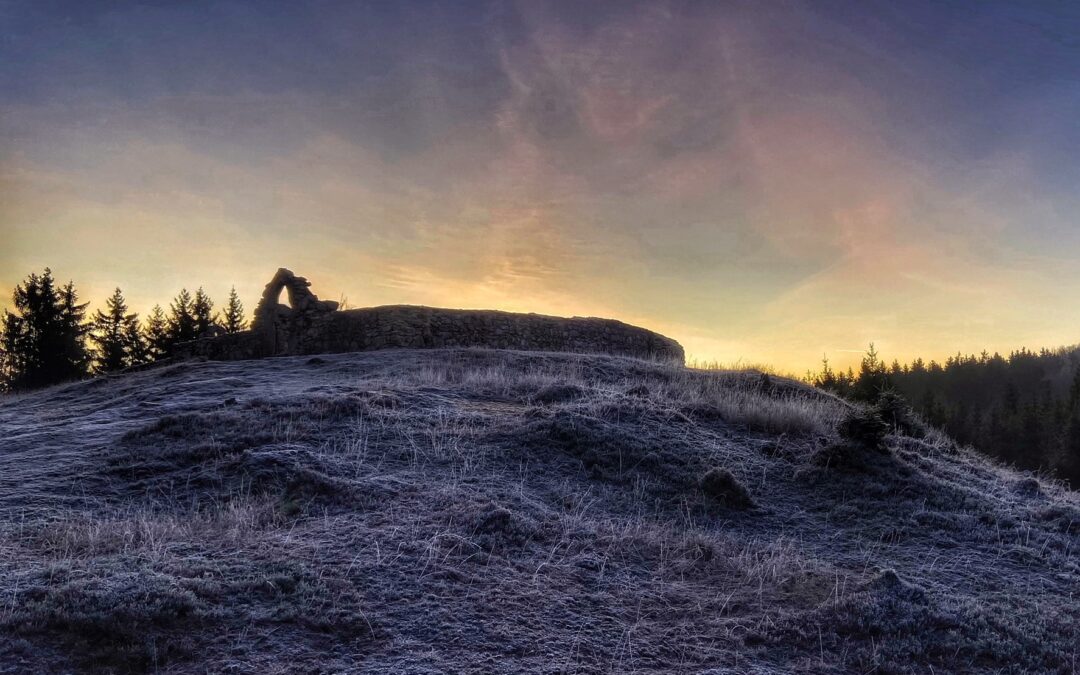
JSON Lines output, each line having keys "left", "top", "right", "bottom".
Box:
{"left": 811, "top": 343, "right": 1080, "bottom": 486}
{"left": 0, "top": 268, "right": 248, "bottom": 391}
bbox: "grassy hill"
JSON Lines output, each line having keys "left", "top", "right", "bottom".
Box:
{"left": 0, "top": 349, "right": 1077, "bottom": 673}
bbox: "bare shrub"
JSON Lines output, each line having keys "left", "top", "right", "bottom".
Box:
{"left": 699, "top": 468, "right": 755, "bottom": 510}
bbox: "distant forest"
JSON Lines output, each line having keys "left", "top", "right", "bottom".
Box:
{"left": 811, "top": 344, "right": 1080, "bottom": 486}
{"left": 0, "top": 268, "right": 246, "bottom": 392}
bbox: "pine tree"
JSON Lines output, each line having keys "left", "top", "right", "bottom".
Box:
{"left": 14, "top": 269, "right": 59, "bottom": 387}
{"left": 0, "top": 269, "right": 90, "bottom": 390}
{"left": 144, "top": 304, "right": 171, "bottom": 361}
{"left": 0, "top": 311, "right": 24, "bottom": 390}
{"left": 124, "top": 314, "right": 149, "bottom": 366}
{"left": 853, "top": 343, "right": 889, "bottom": 402}
{"left": 192, "top": 287, "right": 216, "bottom": 336}
{"left": 167, "top": 289, "right": 197, "bottom": 345}
{"left": 815, "top": 355, "right": 836, "bottom": 390}
{"left": 91, "top": 287, "right": 135, "bottom": 373}
{"left": 222, "top": 286, "right": 246, "bottom": 333}
{"left": 57, "top": 280, "right": 92, "bottom": 380}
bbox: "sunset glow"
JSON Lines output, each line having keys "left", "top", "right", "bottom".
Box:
{"left": 3, "top": 2, "right": 1079, "bottom": 371}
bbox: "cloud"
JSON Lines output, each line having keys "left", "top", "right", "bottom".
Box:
{"left": 3, "top": 1, "right": 1080, "bottom": 371}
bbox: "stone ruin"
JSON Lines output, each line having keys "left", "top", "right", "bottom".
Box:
{"left": 251, "top": 268, "right": 340, "bottom": 356}
{"left": 177, "top": 268, "right": 685, "bottom": 364}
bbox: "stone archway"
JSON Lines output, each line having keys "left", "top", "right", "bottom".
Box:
{"left": 251, "top": 268, "right": 339, "bottom": 354}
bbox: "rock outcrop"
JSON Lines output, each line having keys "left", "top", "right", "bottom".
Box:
{"left": 176, "top": 268, "right": 685, "bottom": 364}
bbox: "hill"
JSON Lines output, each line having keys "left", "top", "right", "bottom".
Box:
{"left": 815, "top": 345, "right": 1080, "bottom": 485}
{"left": 0, "top": 349, "right": 1077, "bottom": 673}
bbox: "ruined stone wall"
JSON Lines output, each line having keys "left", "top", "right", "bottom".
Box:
{"left": 307, "top": 305, "right": 683, "bottom": 362}
{"left": 176, "top": 269, "right": 685, "bottom": 364}
{"left": 182, "top": 305, "right": 684, "bottom": 363}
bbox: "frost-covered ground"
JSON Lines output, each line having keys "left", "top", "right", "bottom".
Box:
{"left": 0, "top": 349, "right": 1077, "bottom": 673}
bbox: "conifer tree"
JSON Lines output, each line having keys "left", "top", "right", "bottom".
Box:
{"left": 57, "top": 280, "right": 92, "bottom": 380}
{"left": 124, "top": 316, "right": 149, "bottom": 366}
{"left": 222, "top": 286, "right": 246, "bottom": 334}
{"left": 167, "top": 289, "right": 197, "bottom": 345}
{"left": 144, "top": 304, "right": 171, "bottom": 361}
{"left": 91, "top": 287, "right": 135, "bottom": 372}
{"left": 815, "top": 355, "right": 836, "bottom": 390}
{"left": 0, "top": 269, "right": 90, "bottom": 390}
{"left": 852, "top": 343, "right": 889, "bottom": 402}
{"left": 0, "top": 311, "right": 24, "bottom": 390}
{"left": 192, "top": 287, "right": 216, "bottom": 336}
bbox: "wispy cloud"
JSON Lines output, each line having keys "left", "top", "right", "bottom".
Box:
{"left": 2, "top": 1, "right": 1079, "bottom": 370}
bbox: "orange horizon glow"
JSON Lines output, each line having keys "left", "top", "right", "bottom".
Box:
{"left": 4, "top": 3, "right": 1080, "bottom": 375}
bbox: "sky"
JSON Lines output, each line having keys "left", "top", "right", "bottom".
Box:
{"left": 2, "top": 1, "right": 1079, "bottom": 372}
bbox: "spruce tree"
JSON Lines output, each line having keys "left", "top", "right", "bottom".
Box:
{"left": 0, "top": 269, "right": 90, "bottom": 390}
{"left": 815, "top": 355, "right": 836, "bottom": 391}
{"left": 91, "top": 287, "right": 134, "bottom": 373}
{"left": 192, "top": 288, "right": 216, "bottom": 336}
{"left": 853, "top": 343, "right": 889, "bottom": 402}
{"left": 167, "top": 289, "right": 197, "bottom": 344}
{"left": 222, "top": 286, "right": 246, "bottom": 333}
{"left": 124, "top": 316, "right": 149, "bottom": 366}
{"left": 144, "top": 304, "right": 171, "bottom": 361}
{"left": 57, "top": 280, "right": 92, "bottom": 381}
{"left": 0, "top": 311, "right": 24, "bottom": 390}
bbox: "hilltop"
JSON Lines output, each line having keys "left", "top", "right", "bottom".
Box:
{"left": 0, "top": 349, "right": 1077, "bottom": 673}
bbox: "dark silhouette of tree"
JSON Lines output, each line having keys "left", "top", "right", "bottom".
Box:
{"left": 0, "top": 269, "right": 90, "bottom": 391}
{"left": 0, "top": 311, "right": 24, "bottom": 389}
{"left": 814, "top": 355, "right": 837, "bottom": 391}
{"left": 167, "top": 289, "right": 197, "bottom": 345}
{"left": 125, "top": 316, "right": 149, "bottom": 366}
{"left": 192, "top": 287, "right": 215, "bottom": 336}
{"left": 852, "top": 342, "right": 889, "bottom": 402}
{"left": 811, "top": 342, "right": 1080, "bottom": 487}
{"left": 90, "top": 287, "right": 141, "bottom": 373}
{"left": 222, "top": 286, "right": 246, "bottom": 334}
{"left": 56, "top": 279, "right": 91, "bottom": 379}
{"left": 144, "top": 304, "right": 170, "bottom": 361}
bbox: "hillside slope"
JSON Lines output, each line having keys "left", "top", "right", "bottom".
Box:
{"left": 0, "top": 349, "right": 1077, "bottom": 673}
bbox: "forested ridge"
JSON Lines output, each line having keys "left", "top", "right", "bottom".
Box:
{"left": 812, "top": 344, "right": 1080, "bottom": 486}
